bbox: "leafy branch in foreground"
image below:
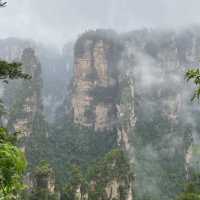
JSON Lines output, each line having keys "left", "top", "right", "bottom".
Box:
{"left": 0, "top": 128, "right": 27, "bottom": 199}
{"left": 185, "top": 68, "right": 200, "bottom": 101}
{"left": 0, "top": 60, "right": 31, "bottom": 83}
{"left": 0, "top": 1, "right": 6, "bottom": 7}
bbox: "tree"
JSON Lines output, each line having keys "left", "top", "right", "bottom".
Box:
{"left": 0, "top": 113, "right": 27, "bottom": 199}
{"left": 63, "top": 165, "right": 85, "bottom": 200}
{"left": 29, "top": 161, "right": 58, "bottom": 200}
{"left": 63, "top": 149, "right": 133, "bottom": 200}
{"left": 0, "top": 1, "right": 6, "bottom": 7}
{"left": 0, "top": 128, "right": 27, "bottom": 199}
{"left": 0, "top": 60, "right": 31, "bottom": 83}
{"left": 175, "top": 172, "right": 200, "bottom": 200}
{"left": 185, "top": 68, "right": 200, "bottom": 101}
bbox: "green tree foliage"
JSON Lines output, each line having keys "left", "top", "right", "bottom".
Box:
{"left": 87, "top": 149, "right": 133, "bottom": 200}
{"left": 47, "top": 121, "right": 117, "bottom": 187}
{"left": 185, "top": 68, "right": 200, "bottom": 101}
{"left": 33, "top": 161, "right": 53, "bottom": 178}
{"left": 0, "top": 128, "right": 27, "bottom": 199}
{"left": 63, "top": 165, "right": 87, "bottom": 200}
{"left": 29, "top": 161, "right": 59, "bottom": 200}
{"left": 0, "top": 60, "right": 31, "bottom": 83}
{"left": 174, "top": 172, "right": 200, "bottom": 200}
{"left": 63, "top": 149, "right": 133, "bottom": 200}
{"left": 0, "top": 128, "right": 18, "bottom": 145}
{"left": 0, "top": 112, "right": 27, "bottom": 199}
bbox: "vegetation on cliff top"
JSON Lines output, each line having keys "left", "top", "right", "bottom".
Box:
{"left": 28, "top": 161, "right": 59, "bottom": 200}
{"left": 175, "top": 172, "right": 200, "bottom": 200}
{"left": 186, "top": 68, "right": 200, "bottom": 101}
{"left": 64, "top": 148, "right": 133, "bottom": 200}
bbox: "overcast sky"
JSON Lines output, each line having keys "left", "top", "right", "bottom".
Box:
{"left": 0, "top": 0, "right": 200, "bottom": 48}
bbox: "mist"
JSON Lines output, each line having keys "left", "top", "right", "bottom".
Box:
{"left": 0, "top": 0, "right": 200, "bottom": 48}
{"left": 2, "top": 1, "right": 200, "bottom": 200}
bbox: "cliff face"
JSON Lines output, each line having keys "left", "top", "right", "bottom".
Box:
{"left": 9, "top": 48, "right": 43, "bottom": 138}
{"left": 70, "top": 31, "right": 137, "bottom": 152}
{"left": 7, "top": 48, "right": 49, "bottom": 172}
{"left": 4, "top": 28, "right": 200, "bottom": 200}
{"left": 117, "top": 50, "right": 136, "bottom": 155}
{"left": 0, "top": 38, "right": 72, "bottom": 123}
{"left": 120, "top": 28, "right": 200, "bottom": 199}
{"left": 71, "top": 32, "right": 120, "bottom": 131}
{"left": 67, "top": 31, "right": 135, "bottom": 200}
{"left": 69, "top": 28, "right": 200, "bottom": 200}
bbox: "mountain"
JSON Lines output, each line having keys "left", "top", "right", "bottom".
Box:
{"left": 2, "top": 27, "right": 200, "bottom": 199}
{"left": 65, "top": 28, "right": 200, "bottom": 200}
{"left": 119, "top": 27, "right": 200, "bottom": 200}
{"left": 0, "top": 38, "right": 73, "bottom": 122}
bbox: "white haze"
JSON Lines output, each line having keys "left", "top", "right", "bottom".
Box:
{"left": 126, "top": 38, "right": 200, "bottom": 197}
{"left": 0, "top": 0, "right": 200, "bottom": 48}
{"left": 2, "top": 1, "right": 200, "bottom": 198}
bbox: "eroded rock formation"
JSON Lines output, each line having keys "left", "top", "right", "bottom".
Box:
{"left": 9, "top": 48, "right": 43, "bottom": 138}
{"left": 66, "top": 149, "right": 134, "bottom": 200}
{"left": 71, "top": 31, "right": 121, "bottom": 132}
{"left": 25, "top": 162, "right": 59, "bottom": 200}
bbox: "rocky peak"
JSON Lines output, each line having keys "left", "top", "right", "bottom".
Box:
{"left": 71, "top": 30, "right": 122, "bottom": 132}
{"left": 8, "top": 48, "right": 44, "bottom": 139}
{"left": 24, "top": 162, "right": 59, "bottom": 199}
{"left": 0, "top": 38, "right": 33, "bottom": 62}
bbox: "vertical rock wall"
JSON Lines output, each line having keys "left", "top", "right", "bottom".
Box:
{"left": 69, "top": 31, "right": 134, "bottom": 200}
{"left": 71, "top": 32, "right": 120, "bottom": 132}
{"left": 9, "top": 48, "right": 43, "bottom": 138}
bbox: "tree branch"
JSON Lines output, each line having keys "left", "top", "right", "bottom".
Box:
{"left": 0, "top": 1, "right": 7, "bottom": 7}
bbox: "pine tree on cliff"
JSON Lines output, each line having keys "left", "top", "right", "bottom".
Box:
{"left": 0, "top": 60, "right": 31, "bottom": 83}
{"left": 186, "top": 69, "right": 200, "bottom": 101}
